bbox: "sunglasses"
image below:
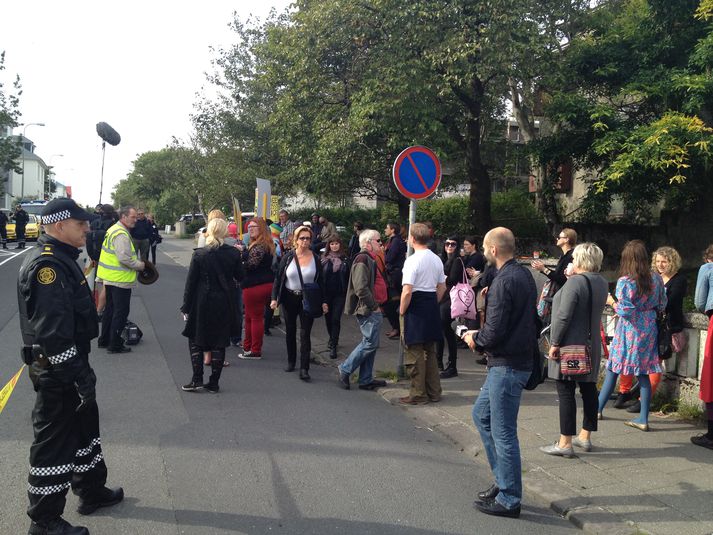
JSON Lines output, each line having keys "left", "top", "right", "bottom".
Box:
{"left": 445, "top": 241, "right": 457, "bottom": 247}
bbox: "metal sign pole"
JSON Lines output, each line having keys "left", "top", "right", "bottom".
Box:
{"left": 397, "top": 198, "right": 417, "bottom": 379}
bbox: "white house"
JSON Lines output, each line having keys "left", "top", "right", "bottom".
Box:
{"left": 1, "top": 133, "right": 48, "bottom": 209}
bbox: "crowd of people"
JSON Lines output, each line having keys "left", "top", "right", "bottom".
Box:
{"left": 15, "top": 197, "right": 713, "bottom": 532}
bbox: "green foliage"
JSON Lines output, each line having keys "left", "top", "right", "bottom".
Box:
{"left": 492, "top": 190, "right": 549, "bottom": 239}
{"left": 0, "top": 51, "right": 22, "bottom": 196}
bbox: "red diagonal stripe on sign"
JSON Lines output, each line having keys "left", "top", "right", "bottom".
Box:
{"left": 406, "top": 153, "right": 429, "bottom": 191}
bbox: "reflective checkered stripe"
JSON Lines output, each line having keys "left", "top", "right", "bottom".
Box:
{"left": 41, "top": 210, "right": 72, "bottom": 225}
{"left": 75, "top": 452, "right": 104, "bottom": 473}
{"left": 76, "top": 437, "right": 101, "bottom": 457}
{"left": 47, "top": 346, "right": 77, "bottom": 365}
{"left": 28, "top": 481, "right": 71, "bottom": 495}
{"left": 29, "top": 463, "right": 74, "bottom": 477}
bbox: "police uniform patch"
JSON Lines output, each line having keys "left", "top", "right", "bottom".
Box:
{"left": 37, "top": 267, "right": 57, "bottom": 285}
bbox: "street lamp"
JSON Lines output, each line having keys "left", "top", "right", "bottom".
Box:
{"left": 20, "top": 122, "right": 46, "bottom": 199}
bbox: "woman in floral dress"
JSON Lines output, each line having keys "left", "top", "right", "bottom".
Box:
{"left": 597, "top": 240, "right": 667, "bottom": 431}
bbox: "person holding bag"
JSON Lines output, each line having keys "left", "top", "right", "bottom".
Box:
{"left": 540, "top": 243, "right": 608, "bottom": 457}
{"left": 437, "top": 236, "right": 464, "bottom": 378}
{"left": 271, "top": 225, "right": 327, "bottom": 381}
{"left": 598, "top": 240, "right": 667, "bottom": 431}
{"left": 533, "top": 228, "right": 577, "bottom": 321}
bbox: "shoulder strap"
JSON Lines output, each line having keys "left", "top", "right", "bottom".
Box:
{"left": 458, "top": 257, "right": 467, "bottom": 284}
{"left": 582, "top": 274, "right": 593, "bottom": 343}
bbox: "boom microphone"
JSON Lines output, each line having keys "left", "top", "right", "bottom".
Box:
{"left": 96, "top": 122, "right": 121, "bottom": 146}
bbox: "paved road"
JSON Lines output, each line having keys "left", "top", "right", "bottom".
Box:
{"left": 0, "top": 239, "right": 575, "bottom": 534}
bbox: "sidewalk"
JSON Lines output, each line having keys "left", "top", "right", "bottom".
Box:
{"left": 161, "top": 235, "right": 712, "bottom": 534}
{"left": 306, "top": 316, "right": 713, "bottom": 535}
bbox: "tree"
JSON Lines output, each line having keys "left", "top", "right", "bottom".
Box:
{"left": 0, "top": 51, "right": 22, "bottom": 199}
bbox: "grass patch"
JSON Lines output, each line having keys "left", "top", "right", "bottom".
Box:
{"left": 677, "top": 401, "right": 704, "bottom": 422}
{"left": 374, "top": 369, "right": 399, "bottom": 382}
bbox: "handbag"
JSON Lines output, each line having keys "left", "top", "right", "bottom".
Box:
{"left": 560, "top": 275, "right": 593, "bottom": 376}
{"left": 537, "top": 280, "right": 557, "bottom": 319}
{"left": 657, "top": 312, "right": 673, "bottom": 359}
{"left": 672, "top": 331, "right": 687, "bottom": 354}
{"left": 450, "top": 258, "right": 477, "bottom": 320}
{"left": 294, "top": 255, "right": 323, "bottom": 319}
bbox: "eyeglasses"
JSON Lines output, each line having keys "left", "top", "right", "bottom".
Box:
{"left": 247, "top": 226, "right": 258, "bottom": 230}
{"left": 445, "top": 241, "right": 457, "bottom": 247}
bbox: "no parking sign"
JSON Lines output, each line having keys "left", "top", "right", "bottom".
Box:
{"left": 392, "top": 146, "right": 442, "bottom": 200}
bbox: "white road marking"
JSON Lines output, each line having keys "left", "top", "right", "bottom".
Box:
{"left": 0, "top": 245, "right": 35, "bottom": 266}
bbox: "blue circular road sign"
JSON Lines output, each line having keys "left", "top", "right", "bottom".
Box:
{"left": 392, "top": 146, "right": 442, "bottom": 200}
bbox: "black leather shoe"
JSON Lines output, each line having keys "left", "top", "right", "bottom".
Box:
{"left": 77, "top": 486, "right": 124, "bottom": 515}
{"left": 338, "top": 370, "right": 350, "bottom": 389}
{"left": 478, "top": 483, "right": 499, "bottom": 501}
{"left": 440, "top": 367, "right": 458, "bottom": 379}
{"left": 329, "top": 347, "right": 337, "bottom": 359}
{"left": 613, "top": 391, "right": 632, "bottom": 409}
{"left": 107, "top": 346, "right": 131, "bottom": 354}
{"left": 284, "top": 365, "right": 296, "bottom": 372}
{"left": 476, "top": 357, "right": 488, "bottom": 365}
{"left": 358, "top": 379, "right": 387, "bottom": 390}
{"left": 626, "top": 400, "right": 642, "bottom": 413}
{"left": 97, "top": 340, "right": 108, "bottom": 349}
{"left": 473, "top": 499, "right": 520, "bottom": 518}
{"left": 299, "top": 369, "right": 311, "bottom": 381}
{"left": 28, "top": 517, "right": 88, "bottom": 534}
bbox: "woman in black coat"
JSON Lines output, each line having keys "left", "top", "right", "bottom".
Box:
{"left": 322, "top": 235, "right": 349, "bottom": 359}
{"left": 181, "top": 219, "right": 244, "bottom": 393}
{"left": 383, "top": 222, "right": 407, "bottom": 339}
{"left": 532, "top": 227, "right": 577, "bottom": 291}
{"left": 270, "top": 225, "right": 328, "bottom": 381}
{"left": 437, "top": 236, "right": 464, "bottom": 378}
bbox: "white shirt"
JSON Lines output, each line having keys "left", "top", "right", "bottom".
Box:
{"left": 402, "top": 249, "right": 446, "bottom": 292}
{"left": 286, "top": 256, "right": 316, "bottom": 291}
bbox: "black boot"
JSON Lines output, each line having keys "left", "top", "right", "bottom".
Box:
{"left": 328, "top": 339, "right": 338, "bottom": 359}
{"left": 440, "top": 365, "right": 458, "bottom": 379}
{"left": 1, "top": 242, "right": 6, "bottom": 249}
{"left": 614, "top": 391, "right": 632, "bottom": 409}
{"left": 205, "top": 349, "right": 225, "bottom": 392}
{"left": 182, "top": 348, "right": 204, "bottom": 392}
{"left": 28, "top": 517, "right": 89, "bottom": 534}
{"left": 76, "top": 486, "right": 124, "bottom": 515}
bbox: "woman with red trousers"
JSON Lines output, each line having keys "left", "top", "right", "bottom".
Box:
{"left": 239, "top": 218, "right": 275, "bottom": 359}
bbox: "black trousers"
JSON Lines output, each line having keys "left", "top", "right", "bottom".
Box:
{"left": 324, "top": 293, "right": 346, "bottom": 346}
{"left": 436, "top": 299, "right": 458, "bottom": 368}
{"left": 281, "top": 290, "right": 315, "bottom": 371}
{"left": 188, "top": 339, "right": 225, "bottom": 386}
{"left": 28, "top": 366, "right": 107, "bottom": 522}
{"left": 150, "top": 243, "right": 157, "bottom": 264}
{"left": 382, "top": 296, "right": 400, "bottom": 332}
{"left": 100, "top": 286, "right": 132, "bottom": 350}
{"left": 556, "top": 380, "right": 599, "bottom": 436}
{"left": 16, "top": 224, "right": 26, "bottom": 245}
{"left": 0, "top": 224, "right": 6, "bottom": 244}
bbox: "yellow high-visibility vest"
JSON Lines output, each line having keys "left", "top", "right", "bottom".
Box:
{"left": 96, "top": 223, "right": 138, "bottom": 283}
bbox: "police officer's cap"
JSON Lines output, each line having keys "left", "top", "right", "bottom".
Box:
{"left": 41, "top": 198, "right": 92, "bottom": 225}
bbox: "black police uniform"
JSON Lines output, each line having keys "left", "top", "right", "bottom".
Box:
{"left": 0, "top": 210, "right": 8, "bottom": 248}
{"left": 18, "top": 232, "right": 113, "bottom": 531}
{"left": 15, "top": 207, "right": 30, "bottom": 248}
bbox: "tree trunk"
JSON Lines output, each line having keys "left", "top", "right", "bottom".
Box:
{"left": 466, "top": 116, "right": 492, "bottom": 235}
{"left": 397, "top": 194, "right": 409, "bottom": 222}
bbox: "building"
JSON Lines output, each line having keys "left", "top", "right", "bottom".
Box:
{"left": 1, "top": 132, "right": 48, "bottom": 209}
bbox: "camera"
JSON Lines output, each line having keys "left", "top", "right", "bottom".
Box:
{"left": 451, "top": 319, "right": 471, "bottom": 339}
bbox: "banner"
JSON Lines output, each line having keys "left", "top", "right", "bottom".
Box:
{"left": 255, "top": 179, "right": 272, "bottom": 220}
{"left": 232, "top": 196, "right": 243, "bottom": 240}
{"left": 0, "top": 365, "right": 25, "bottom": 415}
{"left": 270, "top": 195, "right": 280, "bottom": 222}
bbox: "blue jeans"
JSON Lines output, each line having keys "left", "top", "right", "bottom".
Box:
{"left": 339, "top": 312, "right": 382, "bottom": 385}
{"left": 472, "top": 366, "right": 531, "bottom": 510}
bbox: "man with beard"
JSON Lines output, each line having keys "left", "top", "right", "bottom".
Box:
{"left": 462, "top": 227, "right": 537, "bottom": 519}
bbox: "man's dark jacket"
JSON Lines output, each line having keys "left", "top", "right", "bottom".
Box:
{"left": 130, "top": 218, "right": 152, "bottom": 240}
{"left": 475, "top": 258, "right": 537, "bottom": 370}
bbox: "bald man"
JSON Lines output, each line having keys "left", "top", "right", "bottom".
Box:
{"left": 462, "top": 227, "right": 537, "bottom": 519}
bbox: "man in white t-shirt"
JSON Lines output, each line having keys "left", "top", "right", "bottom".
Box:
{"left": 398, "top": 223, "right": 447, "bottom": 404}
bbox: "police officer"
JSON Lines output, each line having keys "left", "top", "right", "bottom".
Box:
{"left": 18, "top": 198, "right": 123, "bottom": 535}
{"left": 0, "top": 209, "right": 8, "bottom": 249}
{"left": 15, "top": 204, "right": 30, "bottom": 249}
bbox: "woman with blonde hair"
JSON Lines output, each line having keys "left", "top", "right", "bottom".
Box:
{"left": 540, "top": 243, "right": 608, "bottom": 456}
{"left": 598, "top": 240, "right": 667, "bottom": 431}
{"left": 181, "top": 218, "right": 244, "bottom": 393}
{"left": 196, "top": 209, "right": 226, "bottom": 248}
{"left": 239, "top": 217, "right": 275, "bottom": 359}
{"left": 617, "top": 247, "right": 687, "bottom": 413}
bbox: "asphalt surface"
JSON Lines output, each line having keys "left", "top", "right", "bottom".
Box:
{"left": 0, "top": 239, "right": 576, "bottom": 534}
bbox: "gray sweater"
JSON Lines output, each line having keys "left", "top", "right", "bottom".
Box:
{"left": 548, "top": 272, "right": 608, "bottom": 383}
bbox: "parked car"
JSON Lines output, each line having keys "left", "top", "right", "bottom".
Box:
{"left": 178, "top": 213, "right": 206, "bottom": 224}
{"left": 7, "top": 214, "right": 42, "bottom": 241}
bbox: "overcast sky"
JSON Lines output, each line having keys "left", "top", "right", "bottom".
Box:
{"left": 1, "top": 0, "right": 291, "bottom": 208}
